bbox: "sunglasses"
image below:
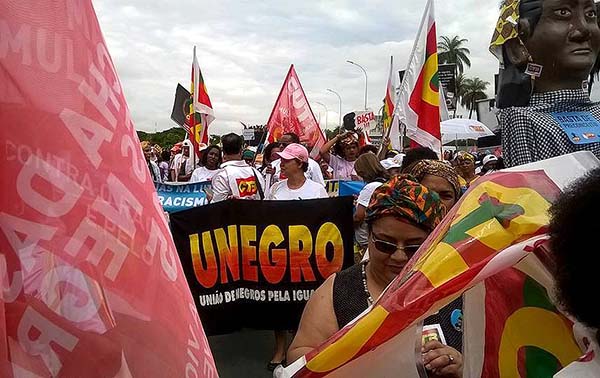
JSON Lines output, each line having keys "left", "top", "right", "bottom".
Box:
{"left": 371, "top": 234, "right": 422, "bottom": 256}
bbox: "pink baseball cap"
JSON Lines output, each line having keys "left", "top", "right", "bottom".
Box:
{"left": 275, "top": 143, "right": 309, "bottom": 163}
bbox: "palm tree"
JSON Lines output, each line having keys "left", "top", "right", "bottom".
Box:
{"left": 438, "top": 36, "right": 471, "bottom": 74}
{"left": 460, "top": 77, "right": 490, "bottom": 118}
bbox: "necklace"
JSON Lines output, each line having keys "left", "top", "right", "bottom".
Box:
{"left": 361, "top": 262, "right": 374, "bottom": 306}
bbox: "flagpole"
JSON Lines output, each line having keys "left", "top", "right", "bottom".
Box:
{"left": 391, "top": 0, "right": 433, "bottom": 145}
{"left": 191, "top": 46, "right": 197, "bottom": 169}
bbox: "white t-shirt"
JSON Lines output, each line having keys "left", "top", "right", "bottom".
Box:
{"left": 267, "top": 179, "right": 328, "bottom": 200}
{"left": 355, "top": 182, "right": 383, "bottom": 246}
{"left": 211, "top": 160, "right": 266, "bottom": 202}
{"left": 190, "top": 166, "right": 219, "bottom": 183}
{"left": 329, "top": 154, "right": 357, "bottom": 180}
{"left": 270, "top": 158, "right": 325, "bottom": 187}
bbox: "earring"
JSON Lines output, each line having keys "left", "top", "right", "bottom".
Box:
{"left": 525, "top": 62, "right": 543, "bottom": 78}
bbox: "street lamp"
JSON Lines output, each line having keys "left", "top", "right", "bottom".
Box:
{"left": 346, "top": 60, "right": 368, "bottom": 110}
{"left": 315, "top": 101, "right": 328, "bottom": 130}
{"left": 326, "top": 89, "right": 342, "bottom": 128}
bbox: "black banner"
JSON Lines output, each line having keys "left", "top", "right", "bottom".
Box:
{"left": 439, "top": 64, "right": 457, "bottom": 111}
{"left": 170, "top": 197, "right": 355, "bottom": 335}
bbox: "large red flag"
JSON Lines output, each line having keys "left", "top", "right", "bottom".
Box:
{"left": 0, "top": 1, "right": 218, "bottom": 377}
{"left": 396, "top": 0, "right": 442, "bottom": 154}
{"left": 266, "top": 65, "right": 326, "bottom": 157}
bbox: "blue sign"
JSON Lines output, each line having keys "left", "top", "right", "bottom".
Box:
{"left": 155, "top": 181, "right": 211, "bottom": 213}
{"left": 552, "top": 111, "right": 600, "bottom": 145}
{"left": 339, "top": 180, "right": 366, "bottom": 197}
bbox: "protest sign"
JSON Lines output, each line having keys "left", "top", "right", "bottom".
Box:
{"left": 0, "top": 1, "right": 217, "bottom": 377}
{"left": 155, "top": 181, "right": 211, "bottom": 212}
{"left": 439, "top": 63, "right": 457, "bottom": 111}
{"left": 170, "top": 197, "right": 355, "bottom": 335}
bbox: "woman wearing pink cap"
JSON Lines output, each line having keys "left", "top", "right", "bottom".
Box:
{"left": 265, "top": 143, "right": 328, "bottom": 370}
{"left": 267, "top": 143, "right": 328, "bottom": 200}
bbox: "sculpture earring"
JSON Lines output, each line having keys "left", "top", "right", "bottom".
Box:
{"left": 525, "top": 62, "right": 543, "bottom": 78}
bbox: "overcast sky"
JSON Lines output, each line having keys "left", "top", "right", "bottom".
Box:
{"left": 94, "top": 0, "right": 504, "bottom": 135}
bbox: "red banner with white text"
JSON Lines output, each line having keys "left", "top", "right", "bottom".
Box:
{"left": 266, "top": 65, "right": 326, "bottom": 157}
{"left": 0, "top": 1, "right": 217, "bottom": 377}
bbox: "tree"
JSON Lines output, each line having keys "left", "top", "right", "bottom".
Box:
{"left": 460, "top": 77, "right": 490, "bottom": 119}
{"left": 136, "top": 127, "right": 186, "bottom": 150}
{"left": 438, "top": 36, "right": 471, "bottom": 74}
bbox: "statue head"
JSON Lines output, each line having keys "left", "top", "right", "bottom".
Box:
{"left": 491, "top": 0, "right": 600, "bottom": 107}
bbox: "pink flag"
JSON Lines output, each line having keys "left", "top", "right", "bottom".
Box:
{"left": 0, "top": 1, "right": 218, "bottom": 377}
{"left": 266, "top": 65, "right": 326, "bottom": 157}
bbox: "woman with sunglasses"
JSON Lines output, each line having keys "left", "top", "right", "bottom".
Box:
{"left": 287, "top": 176, "right": 463, "bottom": 377}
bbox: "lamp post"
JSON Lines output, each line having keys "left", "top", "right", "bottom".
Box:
{"left": 326, "top": 89, "right": 342, "bottom": 129}
{"left": 346, "top": 60, "right": 368, "bottom": 110}
{"left": 315, "top": 101, "right": 328, "bottom": 130}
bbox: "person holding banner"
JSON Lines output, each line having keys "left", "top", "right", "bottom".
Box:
{"left": 288, "top": 176, "right": 463, "bottom": 377}
{"left": 263, "top": 142, "right": 328, "bottom": 370}
{"left": 267, "top": 144, "right": 328, "bottom": 200}
{"left": 319, "top": 132, "right": 360, "bottom": 180}
{"left": 212, "top": 133, "right": 265, "bottom": 202}
{"left": 190, "top": 145, "right": 222, "bottom": 182}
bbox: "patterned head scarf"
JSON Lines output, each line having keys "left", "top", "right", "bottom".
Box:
{"left": 407, "top": 159, "right": 461, "bottom": 199}
{"left": 366, "top": 175, "right": 446, "bottom": 232}
{"left": 456, "top": 151, "right": 475, "bottom": 162}
{"left": 140, "top": 141, "right": 151, "bottom": 151}
{"left": 338, "top": 132, "right": 359, "bottom": 146}
{"left": 490, "top": 0, "right": 521, "bottom": 63}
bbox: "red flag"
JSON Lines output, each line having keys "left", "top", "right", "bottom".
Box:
{"left": 266, "top": 65, "right": 326, "bottom": 157}
{"left": 396, "top": 0, "right": 442, "bottom": 153}
{"left": 0, "top": 1, "right": 218, "bottom": 377}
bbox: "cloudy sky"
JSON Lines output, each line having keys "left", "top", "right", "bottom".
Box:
{"left": 94, "top": 0, "right": 502, "bottom": 135}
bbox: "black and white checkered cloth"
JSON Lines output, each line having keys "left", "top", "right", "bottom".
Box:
{"left": 499, "top": 89, "right": 600, "bottom": 167}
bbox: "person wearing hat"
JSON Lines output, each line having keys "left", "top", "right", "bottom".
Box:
{"left": 480, "top": 154, "right": 499, "bottom": 175}
{"left": 242, "top": 149, "right": 256, "bottom": 167}
{"left": 265, "top": 143, "right": 328, "bottom": 370}
{"left": 380, "top": 157, "right": 402, "bottom": 176}
{"left": 455, "top": 151, "right": 479, "bottom": 191}
{"left": 319, "top": 132, "right": 359, "bottom": 180}
{"left": 266, "top": 143, "right": 328, "bottom": 200}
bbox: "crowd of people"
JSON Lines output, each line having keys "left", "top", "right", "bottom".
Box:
{"left": 142, "top": 130, "right": 506, "bottom": 374}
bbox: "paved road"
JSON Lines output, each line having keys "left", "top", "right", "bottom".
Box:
{"left": 209, "top": 329, "right": 283, "bottom": 378}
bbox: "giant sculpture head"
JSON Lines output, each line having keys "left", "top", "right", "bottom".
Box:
{"left": 491, "top": 0, "right": 600, "bottom": 107}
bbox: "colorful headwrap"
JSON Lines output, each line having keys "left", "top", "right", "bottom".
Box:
{"left": 490, "top": 0, "right": 520, "bottom": 62}
{"left": 456, "top": 151, "right": 475, "bottom": 162}
{"left": 338, "top": 132, "right": 359, "bottom": 146}
{"left": 407, "top": 159, "right": 461, "bottom": 199}
{"left": 366, "top": 175, "right": 445, "bottom": 232}
{"left": 153, "top": 144, "right": 163, "bottom": 156}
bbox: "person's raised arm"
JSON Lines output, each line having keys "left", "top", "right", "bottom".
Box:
{"left": 319, "top": 134, "right": 340, "bottom": 164}
{"left": 287, "top": 275, "right": 339, "bottom": 364}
